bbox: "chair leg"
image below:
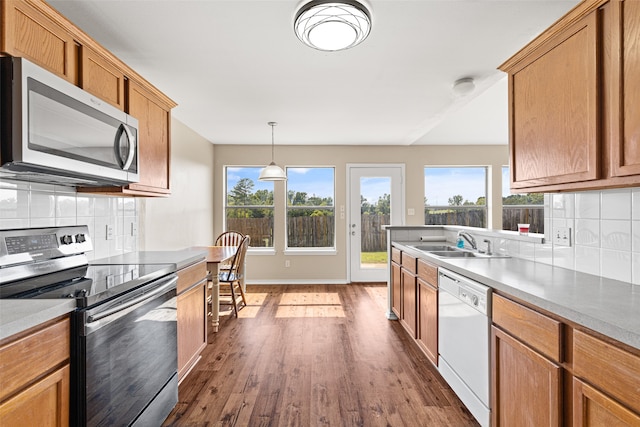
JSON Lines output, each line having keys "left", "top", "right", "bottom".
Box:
{"left": 229, "top": 282, "right": 238, "bottom": 318}
{"left": 237, "top": 281, "right": 247, "bottom": 307}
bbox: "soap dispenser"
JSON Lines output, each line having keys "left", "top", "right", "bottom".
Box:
{"left": 456, "top": 236, "right": 465, "bottom": 248}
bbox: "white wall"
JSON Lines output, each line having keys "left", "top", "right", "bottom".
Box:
{"left": 213, "top": 144, "right": 509, "bottom": 283}
{"left": 140, "top": 118, "right": 216, "bottom": 250}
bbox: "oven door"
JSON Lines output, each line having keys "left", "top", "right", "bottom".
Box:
{"left": 73, "top": 274, "right": 178, "bottom": 427}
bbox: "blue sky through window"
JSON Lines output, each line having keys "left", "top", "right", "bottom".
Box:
{"left": 424, "top": 167, "right": 486, "bottom": 206}
{"left": 286, "top": 167, "right": 334, "bottom": 200}
{"left": 361, "top": 177, "right": 390, "bottom": 205}
{"left": 226, "top": 167, "right": 274, "bottom": 195}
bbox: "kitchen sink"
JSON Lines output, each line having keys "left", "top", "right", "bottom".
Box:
{"left": 410, "top": 244, "right": 458, "bottom": 252}
{"left": 428, "top": 250, "right": 479, "bottom": 258}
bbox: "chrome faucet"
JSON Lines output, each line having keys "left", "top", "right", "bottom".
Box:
{"left": 483, "top": 239, "right": 492, "bottom": 255}
{"left": 457, "top": 231, "right": 477, "bottom": 250}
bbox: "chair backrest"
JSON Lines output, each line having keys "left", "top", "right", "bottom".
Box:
{"left": 215, "top": 231, "right": 244, "bottom": 247}
{"left": 227, "top": 235, "right": 250, "bottom": 278}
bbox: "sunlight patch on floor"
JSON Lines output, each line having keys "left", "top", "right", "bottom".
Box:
{"left": 236, "top": 293, "right": 268, "bottom": 318}
{"left": 276, "top": 292, "right": 344, "bottom": 318}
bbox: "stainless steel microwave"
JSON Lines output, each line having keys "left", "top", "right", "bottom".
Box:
{"left": 0, "top": 57, "right": 139, "bottom": 186}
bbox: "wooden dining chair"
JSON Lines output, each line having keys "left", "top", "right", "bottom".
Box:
{"left": 215, "top": 230, "right": 244, "bottom": 272}
{"left": 218, "top": 235, "right": 250, "bottom": 317}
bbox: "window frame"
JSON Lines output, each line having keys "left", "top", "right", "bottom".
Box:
{"left": 223, "top": 165, "right": 276, "bottom": 252}
{"left": 284, "top": 166, "right": 337, "bottom": 254}
{"left": 501, "top": 166, "right": 545, "bottom": 234}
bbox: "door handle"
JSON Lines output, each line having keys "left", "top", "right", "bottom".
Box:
{"left": 114, "top": 123, "right": 136, "bottom": 170}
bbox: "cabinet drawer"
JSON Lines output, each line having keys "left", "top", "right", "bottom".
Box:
{"left": 391, "top": 247, "right": 401, "bottom": 264}
{"left": 573, "top": 329, "right": 640, "bottom": 414}
{"left": 492, "top": 294, "right": 561, "bottom": 362}
{"left": 401, "top": 252, "right": 417, "bottom": 274}
{"left": 417, "top": 259, "right": 437, "bottom": 287}
{"left": 177, "top": 260, "right": 207, "bottom": 294}
{"left": 0, "top": 316, "right": 70, "bottom": 402}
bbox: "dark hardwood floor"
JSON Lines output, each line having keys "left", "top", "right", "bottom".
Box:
{"left": 164, "top": 284, "right": 479, "bottom": 427}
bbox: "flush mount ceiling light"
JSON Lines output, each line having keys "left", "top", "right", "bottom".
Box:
{"left": 294, "top": 0, "right": 372, "bottom": 52}
{"left": 452, "top": 77, "right": 476, "bottom": 97}
{"left": 259, "top": 122, "right": 287, "bottom": 181}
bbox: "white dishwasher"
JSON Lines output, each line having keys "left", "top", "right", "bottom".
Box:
{"left": 438, "top": 268, "right": 491, "bottom": 427}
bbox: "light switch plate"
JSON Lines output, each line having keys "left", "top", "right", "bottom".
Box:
{"left": 407, "top": 208, "right": 415, "bottom": 216}
{"left": 553, "top": 226, "right": 571, "bottom": 246}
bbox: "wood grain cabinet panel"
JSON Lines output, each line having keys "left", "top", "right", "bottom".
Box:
{"left": 491, "top": 326, "right": 562, "bottom": 427}
{"left": 126, "top": 80, "right": 172, "bottom": 195}
{"left": 573, "top": 377, "right": 640, "bottom": 427}
{"left": 391, "top": 261, "right": 401, "bottom": 318}
{"left": 400, "top": 269, "right": 417, "bottom": 338}
{"left": 493, "top": 293, "right": 562, "bottom": 362}
{"left": 417, "top": 278, "right": 437, "bottom": 366}
{"left": 573, "top": 329, "right": 640, "bottom": 415}
{"left": 507, "top": 11, "right": 600, "bottom": 189}
{"left": 610, "top": 0, "right": 640, "bottom": 177}
{"left": 0, "top": 316, "right": 70, "bottom": 425}
{"left": 80, "top": 46, "right": 126, "bottom": 110}
{"left": 1, "top": 0, "right": 77, "bottom": 83}
{"left": 176, "top": 261, "right": 208, "bottom": 382}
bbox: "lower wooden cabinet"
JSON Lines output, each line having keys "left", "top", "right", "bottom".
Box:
{"left": 177, "top": 260, "right": 208, "bottom": 382}
{"left": 417, "top": 278, "right": 437, "bottom": 366}
{"left": 573, "top": 377, "right": 640, "bottom": 426}
{"left": 0, "top": 365, "right": 70, "bottom": 427}
{"left": 491, "top": 326, "right": 562, "bottom": 427}
{"left": 391, "top": 261, "right": 401, "bottom": 318}
{"left": 400, "top": 268, "right": 417, "bottom": 338}
{"left": 0, "top": 316, "right": 70, "bottom": 426}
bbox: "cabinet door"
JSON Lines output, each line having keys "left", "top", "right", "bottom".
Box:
{"left": 400, "top": 269, "right": 416, "bottom": 338}
{"left": 573, "top": 377, "right": 640, "bottom": 427}
{"left": 417, "top": 278, "right": 437, "bottom": 366}
{"left": 1, "top": 0, "right": 77, "bottom": 83}
{"left": 509, "top": 11, "right": 600, "bottom": 189}
{"left": 81, "top": 46, "right": 126, "bottom": 110}
{"left": 391, "top": 262, "right": 401, "bottom": 318}
{"left": 0, "top": 364, "right": 70, "bottom": 427}
{"left": 610, "top": 0, "right": 640, "bottom": 177}
{"left": 177, "top": 278, "right": 208, "bottom": 381}
{"left": 491, "top": 326, "right": 562, "bottom": 427}
{"left": 127, "top": 81, "right": 171, "bottom": 194}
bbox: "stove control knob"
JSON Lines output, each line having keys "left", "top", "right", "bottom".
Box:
{"left": 75, "top": 233, "right": 86, "bottom": 243}
{"left": 60, "top": 235, "right": 73, "bottom": 245}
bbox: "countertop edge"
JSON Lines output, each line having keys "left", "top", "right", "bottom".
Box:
{"left": 0, "top": 299, "right": 76, "bottom": 341}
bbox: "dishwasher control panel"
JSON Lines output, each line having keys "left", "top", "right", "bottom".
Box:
{"left": 438, "top": 268, "right": 491, "bottom": 315}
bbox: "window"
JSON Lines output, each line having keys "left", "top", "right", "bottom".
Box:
{"left": 225, "top": 167, "right": 274, "bottom": 247}
{"left": 286, "top": 167, "right": 335, "bottom": 249}
{"left": 424, "top": 167, "right": 487, "bottom": 227}
{"left": 502, "top": 167, "right": 544, "bottom": 233}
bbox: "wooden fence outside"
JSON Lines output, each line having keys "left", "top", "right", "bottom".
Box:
{"left": 227, "top": 206, "right": 544, "bottom": 250}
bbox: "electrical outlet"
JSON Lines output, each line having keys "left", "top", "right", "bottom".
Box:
{"left": 106, "top": 224, "right": 114, "bottom": 240}
{"left": 285, "top": 260, "right": 291, "bottom": 268}
{"left": 131, "top": 222, "right": 138, "bottom": 236}
{"left": 553, "top": 226, "right": 571, "bottom": 247}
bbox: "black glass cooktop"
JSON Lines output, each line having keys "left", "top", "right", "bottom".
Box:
{"left": 0, "top": 263, "right": 174, "bottom": 308}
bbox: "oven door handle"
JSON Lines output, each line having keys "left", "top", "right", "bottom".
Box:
{"left": 87, "top": 276, "right": 177, "bottom": 324}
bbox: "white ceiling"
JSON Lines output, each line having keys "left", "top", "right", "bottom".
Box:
{"left": 48, "top": 0, "right": 578, "bottom": 146}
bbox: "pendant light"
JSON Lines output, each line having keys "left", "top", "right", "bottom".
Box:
{"left": 259, "top": 122, "right": 287, "bottom": 181}
{"left": 294, "top": 0, "right": 372, "bottom": 52}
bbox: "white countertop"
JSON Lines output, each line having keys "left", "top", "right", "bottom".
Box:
{"left": 0, "top": 299, "right": 76, "bottom": 341}
{"left": 393, "top": 241, "right": 640, "bottom": 351}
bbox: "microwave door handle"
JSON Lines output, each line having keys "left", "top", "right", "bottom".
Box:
{"left": 114, "top": 124, "right": 136, "bottom": 170}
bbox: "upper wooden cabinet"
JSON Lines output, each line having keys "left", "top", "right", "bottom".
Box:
{"left": 610, "top": 0, "right": 640, "bottom": 178}
{"left": 500, "top": 0, "right": 640, "bottom": 192}
{"left": 1, "top": 0, "right": 77, "bottom": 83}
{"left": 125, "top": 80, "right": 172, "bottom": 195}
{"left": 1, "top": 0, "right": 176, "bottom": 196}
{"left": 80, "top": 46, "right": 126, "bottom": 111}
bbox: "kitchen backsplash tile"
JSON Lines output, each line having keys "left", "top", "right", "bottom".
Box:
{"left": 633, "top": 189, "right": 640, "bottom": 221}
{"left": 575, "top": 191, "right": 600, "bottom": 219}
{"left": 601, "top": 188, "right": 632, "bottom": 220}
{"left": 601, "top": 249, "right": 632, "bottom": 283}
{"left": 0, "top": 180, "right": 138, "bottom": 261}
